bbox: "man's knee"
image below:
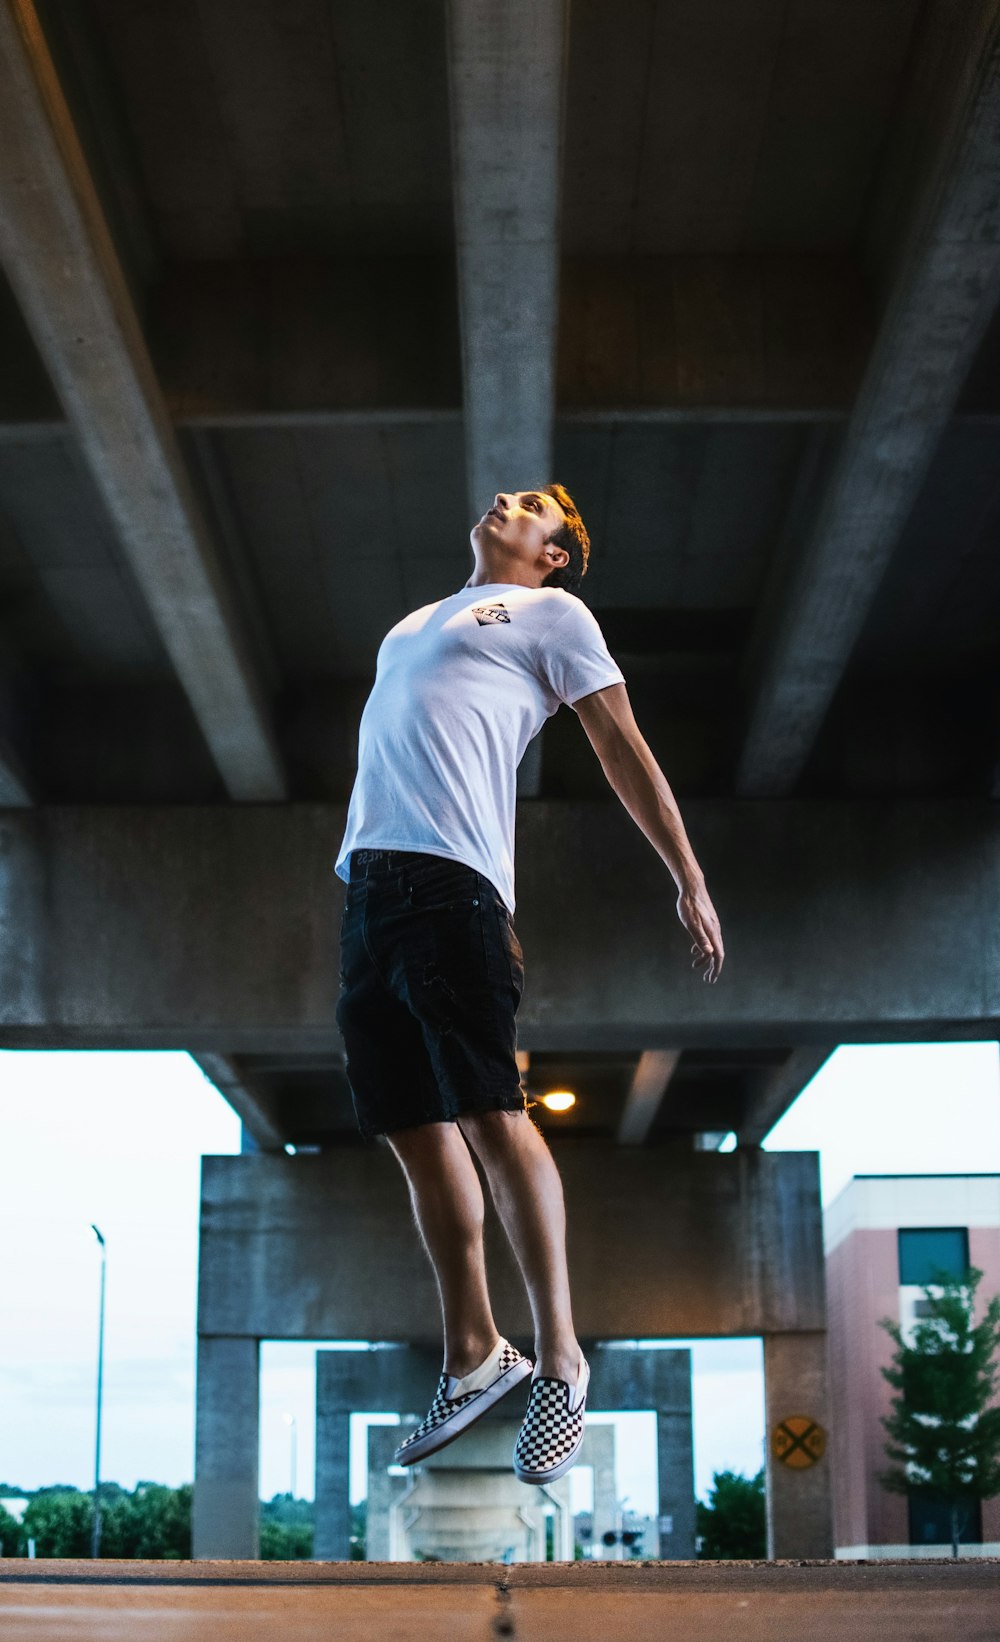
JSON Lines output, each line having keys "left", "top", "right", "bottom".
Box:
{"left": 458, "top": 1106, "right": 538, "bottom": 1153}
{"left": 386, "top": 1118, "right": 464, "bottom": 1168}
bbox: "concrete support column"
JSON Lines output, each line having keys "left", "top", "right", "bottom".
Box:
{"left": 585, "top": 1345, "right": 696, "bottom": 1559}
{"left": 657, "top": 1402, "right": 697, "bottom": 1559}
{"left": 192, "top": 1334, "right": 260, "bottom": 1559}
{"left": 314, "top": 1410, "right": 352, "bottom": 1561}
{"left": 587, "top": 1425, "right": 617, "bottom": 1550}
{"left": 314, "top": 1346, "right": 441, "bottom": 1561}
{"left": 763, "top": 1331, "right": 834, "bottom": 1558}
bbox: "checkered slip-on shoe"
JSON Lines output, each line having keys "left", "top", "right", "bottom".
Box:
{"left": 393, "top": 1337, "right": 533, "bottom": 1466}
{"left": 512, "top": 1354, "right": 590, "bottom": 1484}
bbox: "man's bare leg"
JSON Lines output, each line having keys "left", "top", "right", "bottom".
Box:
{"left": 458, "top": 1109, "right": 583, "bottom": 1385}
{"left": 386, "top": 1121, "right": 502, "bottom": 1378}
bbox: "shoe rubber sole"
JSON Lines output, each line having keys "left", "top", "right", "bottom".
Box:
{"left": 394, "top": 1356, "right": 533, "bottom": 1466}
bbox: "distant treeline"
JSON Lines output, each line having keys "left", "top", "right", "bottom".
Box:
{"left": 0, "top": 1486, "right": 363, "bottom": 1559}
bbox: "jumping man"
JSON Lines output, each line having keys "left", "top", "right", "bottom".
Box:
{"left": 334, "top": 485, "right": 724, "bottom": 1485}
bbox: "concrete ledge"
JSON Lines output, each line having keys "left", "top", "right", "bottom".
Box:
{"left": 3, "top": 1555, "right": 997, "bottom": 1585}
{"left": 3, "top": 1558, "right": 996, "bottom": 1642}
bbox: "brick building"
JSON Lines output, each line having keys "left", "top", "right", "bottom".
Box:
{"left": 825, "top": 1175, "right": 1000, "bottom": 1557}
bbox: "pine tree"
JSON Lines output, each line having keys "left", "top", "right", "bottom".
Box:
{"left": 695, "top": 1469, "right": 766, "bottom": 1559}
{"left": 879, "top": 1266, "right": 1000, "bottom": 1557}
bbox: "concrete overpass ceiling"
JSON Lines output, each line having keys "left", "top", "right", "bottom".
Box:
{"left": 0, "top": 2, "right": 997, "bottom": 1135}
{"left": 735, "top": 2, "right": 1000, "bottom": 796}
{"left": 85, "top": 0, "right": 453, "bottom": 260}
{"left": 0, "top": 430, "right": 180, "bottom": 682}
{"left": 847, "top": 421, "right": 1000, "bottom": 680}
{"left": 208, "top": 1044, "right": 816, "bottom": 1151}
{"left": 562, "top": 0, "right": 922, "bottom": 255}
{"left": 554, "top": 422, "right": 812, "bottom": 609}
{"left": 208, "top": 421, "right": 470, "bottom": 680}
{"left": 799, "top": 417, "right": 1000, "bottom": 799}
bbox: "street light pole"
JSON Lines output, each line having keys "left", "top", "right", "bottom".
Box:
{"left": 283, "top": 1412, "right": 298, "bottom": 1499}
{"left": 90, "top": 1224, "right": 106, "bottom": 1559}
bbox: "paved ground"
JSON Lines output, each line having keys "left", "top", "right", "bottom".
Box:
{"left": 2, "top": 1558, "right": 999, "bottom": 1641}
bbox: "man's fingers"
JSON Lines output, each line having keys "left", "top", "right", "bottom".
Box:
{"left": 695, "top": 922, "right": 724, "bottom": 983}
{"left": 678, "top": 888, "right": 725, "bottom": 982}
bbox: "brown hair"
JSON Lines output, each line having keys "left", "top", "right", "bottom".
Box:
{"left": 540, "top": 483, "right": 590, "bottom": 595}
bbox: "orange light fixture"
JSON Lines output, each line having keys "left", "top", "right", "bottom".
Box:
{"left": 539, "top": 1089, "right": 576, "bottom": 1112}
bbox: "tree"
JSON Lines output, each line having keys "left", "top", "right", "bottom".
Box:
{"left": 259, "top": 1493, "right": 314, "bottom": 1560}
{"left": 880, "top": 1265, "right": 1000, "bottom": 1557}
{"left": 20, "top": 1489, "right": 93, "bottom": 1558}
{"left": 10, "top": 1483, "right": 192, "bottom": 1559}
{"left": 131, "top": 1483, "right": 192, "bottom": 1559}
{"left": 695, "top": 1469, "right": 766, "bottom": 1559}
{"left": 0, "top": 1501, "right": 24, "bottom": 1556}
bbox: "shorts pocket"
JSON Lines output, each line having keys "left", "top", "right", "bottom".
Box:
{"left": 404, "top": 856, "right": 482, "bottom": 913}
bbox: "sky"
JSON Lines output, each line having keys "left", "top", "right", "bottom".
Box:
{"left": 1, "top": 1042, "right": 998, "bottom": 1518}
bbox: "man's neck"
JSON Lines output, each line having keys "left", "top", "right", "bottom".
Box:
{"left": 464, "top": 571, "right": 543, "bottom": 590}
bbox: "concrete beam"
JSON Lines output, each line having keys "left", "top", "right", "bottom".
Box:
{"left": 447, "top": 0, "right": 565, "bottom": 515}
{"left": 0, "top": 252, "right": 868, "bottom": 432}
{"left": 0, "top": 0, "right": 287, "bottom": 802}
{"left": 739, "top": 1047, "right": 836, "bottom": 1148}
{"left": 191, "top": 1052, "right": 288, "bottom": 1153}
{"left": 617, "top": 1049, "right": 682, "bottom": 1145}
{"left": 197, "top": 1146, "right": 825, "bottom": 1342}
{"left": 737, "top": 9, "right": 1000, "bottom": 796}
{"left": 1, "top": 801, "right": 999, "bottom": 1050}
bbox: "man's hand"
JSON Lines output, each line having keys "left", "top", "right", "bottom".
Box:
{"left": 676, "top": 879, "right": 725, "bottom": 984}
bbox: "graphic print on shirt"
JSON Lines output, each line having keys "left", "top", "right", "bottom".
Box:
{"left": 472, "top": 602, "right": 510, "bottom": 626}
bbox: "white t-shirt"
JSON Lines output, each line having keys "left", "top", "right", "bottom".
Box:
{"left": 334, "top": 583, "right": 626, "bottom": 913}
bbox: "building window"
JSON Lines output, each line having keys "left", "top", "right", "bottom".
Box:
{"left": 908, "top": 1491, "right": 982, "bottom": 1547}
{"left": 897, "top": 1227, "right": 969, "bottom": 1287}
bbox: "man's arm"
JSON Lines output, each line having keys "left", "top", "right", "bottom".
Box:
{"left": 572, "top": 682, "right": 725, "bottom": 983}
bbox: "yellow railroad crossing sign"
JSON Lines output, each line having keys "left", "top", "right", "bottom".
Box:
{"left": 771, "top": 1415, "right": 826, "bottom": 1468}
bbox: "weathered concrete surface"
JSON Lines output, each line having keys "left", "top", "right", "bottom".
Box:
{"left": 764, "top": 1333, "right": 834, "bottom": 1561}
{"left": 448, "top": 0, "right": 563, "bottom": 516}
{"left": 0, "top": 0, "right": 286, "bottom": 802}
{"left": 191, "top": 1337, "right": 260, "bottom": 1561}
{"left": 196, "top": 1149, "right": 824, "bottom": 1342}
{"left": 738, "top": 5, "right": 1000, "bottom": 795}
{"left": 1, "top": 800, "right": 999, "bottom": 1050}
{"left": 2, "top": 1559, "right": 998, "bottom": 1642}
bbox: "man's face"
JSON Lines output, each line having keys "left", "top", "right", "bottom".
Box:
{"left": 470, "top": 490, "right": 568, "bottom": 578}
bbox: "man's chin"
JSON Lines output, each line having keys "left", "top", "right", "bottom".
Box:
{"left": 470, "top": 519, "right": 499, "bottom": 548}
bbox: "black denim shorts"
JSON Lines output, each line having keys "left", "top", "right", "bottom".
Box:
{"left": 336, "top": 849, "right": 528, "bottom": 1140}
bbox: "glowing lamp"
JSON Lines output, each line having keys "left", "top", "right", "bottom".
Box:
{"left": 539, "top": 1089, "right": 576, "bottom": 1112}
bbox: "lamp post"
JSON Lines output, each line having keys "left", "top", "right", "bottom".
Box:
{"left": 90, "top": 1224, "right": 106, "bottom": 1559}
{"left": 283, "top": 1412, "right": 298, "bottom": 1499}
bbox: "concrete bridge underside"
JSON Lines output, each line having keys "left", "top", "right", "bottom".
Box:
{"left": 0, "top": 795, "right": 996, "bottom": 1145}
{"left": 193, "top": 1146, "right": 830, "bottom": 1561}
